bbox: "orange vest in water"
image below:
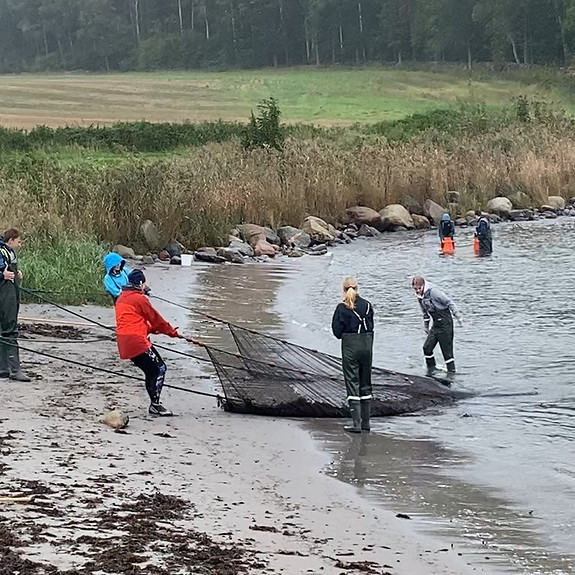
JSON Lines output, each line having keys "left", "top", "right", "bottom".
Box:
{"left": 441, "top": 237, "right": 455, "bottom": 255}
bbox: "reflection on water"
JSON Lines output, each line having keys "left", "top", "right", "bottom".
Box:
{"left": 188, "top": 219, "right": 575, "bottom": 574}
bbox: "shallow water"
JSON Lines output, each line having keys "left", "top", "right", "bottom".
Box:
{"left": 192, "top": 219, "right": 575, "bottom": 574}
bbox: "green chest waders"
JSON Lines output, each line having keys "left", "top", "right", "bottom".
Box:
{"left": 423, "top": 308, "right": 455, "bottom": 374}
{"left": 341, "top": 331, "right": 374, "bottom": 432}
{"left": 0, "top": 253, "right": 29, "bottom": 381}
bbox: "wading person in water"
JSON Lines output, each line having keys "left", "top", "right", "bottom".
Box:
{"left": 115, "top": 270, "right": 180, "bottom": 416}
{"left": 0, "top": 228, "right": 31, "bottom": 381}
{"left": 412, "top": 275, "right": 462, "bottom": 380}
{"left": 331, "top": 277, "right": 374, "bottom": 433}
{"left": 438, "top": 213, "right": 455, "bottom": 253}
{"left": 474, "top": 210, "right": 493, "bottom": 256}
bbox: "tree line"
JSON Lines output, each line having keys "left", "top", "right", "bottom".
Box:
{"left": 0, "top": 0, "right": 574, "bottom": 73}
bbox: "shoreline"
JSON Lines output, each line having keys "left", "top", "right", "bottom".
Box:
{"left": 0, "top": 264, "right": 499, "bottom": 575}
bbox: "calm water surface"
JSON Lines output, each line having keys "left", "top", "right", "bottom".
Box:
{"left": 192, "top": 219, "right": 575, "bottom": 574}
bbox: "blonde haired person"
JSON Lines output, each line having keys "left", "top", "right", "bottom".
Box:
{"left": 331, "top": 277, "right": 374, "bottom": 433}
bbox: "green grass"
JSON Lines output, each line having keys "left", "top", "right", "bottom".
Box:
{"left": 20, "top": 237, "right": 110, "bottom": 306}
{"left": 1, "top": 66, "right": 575, "bottom": 129}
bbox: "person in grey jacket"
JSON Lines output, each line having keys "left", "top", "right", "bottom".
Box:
{"left": 412, "top": 275, "right": 462, "bottom": 378}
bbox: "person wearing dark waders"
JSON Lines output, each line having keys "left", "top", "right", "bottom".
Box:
{"left": 115, "top": 270, "right": 179, "bottom": 416}
{"left": 438, "top": 213, "right": 455, "bottom": 254}
{"left": 0, "top": 229, "right": 31, "bottom": 382}
{"left": 331, "top": 277, "right": 374, "bottom": 433}
{"left": 474, "top": 210, "right": 493, "bottom": 256}
{"left": 412, "top": 275, "right": 462, "bottom": 381}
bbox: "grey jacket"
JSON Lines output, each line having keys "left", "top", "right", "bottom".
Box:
{"left": 418, "top": 281, "right": 460, "bottom": 332}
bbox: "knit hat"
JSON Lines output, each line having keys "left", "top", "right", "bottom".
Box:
{"left": 128, "top": 269, "right": 146, "bottom": 286}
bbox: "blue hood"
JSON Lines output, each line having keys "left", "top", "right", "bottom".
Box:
{"left": 441, "top": 213, "right": 451, "bottom": 221}
{"left": 103, "top": 252, "right": 125, "bottom": 273}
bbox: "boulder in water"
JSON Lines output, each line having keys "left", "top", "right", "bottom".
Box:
{"left": 423, "top": 199, "right": 447, "bottom": 225}
{"left": 228, "top": 240, "right": 254, "bottom": 257}
{"left": 195, "top": 247, "right": 226, "bottom": 263}
{"left": 509, "top": 209, "right": 534, "bottom": 221}
{"left": 254, "top": 239, "right": 277, "bottom": 257}
{"left": 217, "top": 248, "right": 244, "bottom": 264}
{"left": 277, "top": 226, "right": 312, "bottom": 248}
{"left": 379, "top": 204, "right": 414, "bottom": 230}
{"left": 412, "top": 214, "right": 431, "bottom": 229}
{"left": 401, "top": 195, "right": 424, "bottom": 215}
{"left": 344, "top": 206, "right": 383, "bottom": 229}
{"left": 302, "top": 216, "right": 334, "bottom": 243}
{"left": 357, "top": 224, "right": 382, "bottom": 238}
{"left": 240, "top": 224, "right": 267, "bottom": 248}
{"left": 264, "top": 227, "right": 281, "bottom": 246}
{"left": 487, "top": 197, "right": 513, "bottom": 218}
{"left": 170, "top": 256, "right": 182, "bottom": 265}
{"left": 165, "top": 239, "right": 185, "bottom": 258}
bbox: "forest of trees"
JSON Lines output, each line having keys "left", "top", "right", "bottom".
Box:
{"left": 1, "top": 0, "right": 575, "bottom": 73}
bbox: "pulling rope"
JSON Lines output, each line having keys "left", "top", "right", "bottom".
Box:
{"left": 21, "top": 287, "right": 339, "bottom": 380}
{"left": 0, "top": 335, "right": 221, "bottom": 400}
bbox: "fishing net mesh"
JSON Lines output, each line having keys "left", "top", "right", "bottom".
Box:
{"left": 207, "top": 325, "right": 457, "bottom": 417}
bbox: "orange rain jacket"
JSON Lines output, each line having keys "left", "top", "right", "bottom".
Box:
{"left": 115, "top": 288, "right": 178, "bottom": 359}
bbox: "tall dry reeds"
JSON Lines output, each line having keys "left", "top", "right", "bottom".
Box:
{"left": 4, "top": 122, "right": 575, "bottom": 250}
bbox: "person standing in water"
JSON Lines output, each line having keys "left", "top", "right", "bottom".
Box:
{"left": 438, "top": 213, "right": 455, "bottom": 253}
{"left": 0, "top": 228, "right": 31, "bottom": 382}
{"left": 331, "top": 277, "right": 374, "bottom": 433}
{"left": 412, "top": 275, "right": 462, "bottom": 379}
{"left": 474, "top": 210, "right": 493, "bottom": 256}
{"left": 115, "top": 269, "right": 180, "bottom": 416}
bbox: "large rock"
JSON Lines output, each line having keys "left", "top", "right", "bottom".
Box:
{"left": 140, "top": 219, "right": 162, "bottom": 251}
{"left": 486, "top": 197, "right": 513, "bottom": 218}
{"left": 546, "top": 196, "right": 566, "bottom": 210}
{"left": 113, "top": 245, "right": 136, "bottom": 260}
{"left": 344, "top": 206, "right": 383, "bottom": 229}
{"left": 357, "top": 224, "right": 382, "bottom": 238}
{"left": 165, "top": 239, "right": 185, "bottom": 258}
{"left": 254, "top": 239, "right": 277, "bottom": 257}
{"left": 228, "top": 240, "right": 254, "bottom": 257}
{"left": 423, "top": 199, "right": 447, "bottom": 226}
{"left": 264, "top": 227, "right": 281, "bottom": 246}
{"left": 508, "top": 209, "right": 534, "bottom": 222}
{"left": 379, "top": 204, "right": 414, "bottom": 230}
{"left": 240, "top": 224, "right": 266, "bottom": 248}
{"left": 195, "top": 247, "right": 226, "bottom": 264}
{"left": 507, "top": 190, "right": 532, "bottom": 210}
{"left": 217, "top": 247, "right": 244, "bottom": 264}
{"left": 401, "top": 196, "right": 424, "bottom": 216}
{"left": 302, "top": 216, "right": 334, "bottom": 243}
{"left": 411, "top": 214, "right": 431, "bottom": 229}
{"left": 276, "top": 226, "right": 311, "bottom": 248}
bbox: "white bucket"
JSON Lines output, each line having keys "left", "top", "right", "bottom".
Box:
{"left": 181, "top": 254, "right": 193, "bottom": 267}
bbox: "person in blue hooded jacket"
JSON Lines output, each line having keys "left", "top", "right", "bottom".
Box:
{"left": 103, "top": 253, "right": 132, "bottom": 302}
{"left": 438, "top": 213, "right": 455, "bottom": 241}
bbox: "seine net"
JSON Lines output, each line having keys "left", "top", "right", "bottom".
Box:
{"left": 206, "top": 324, "right": 460, "bottom": 418}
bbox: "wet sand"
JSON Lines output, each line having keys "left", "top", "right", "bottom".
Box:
{"left": 1, "top": 265, "right": 496, "bottom": 574}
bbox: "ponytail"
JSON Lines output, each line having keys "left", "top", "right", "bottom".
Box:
{"left": 342, "top": 276, "right": 358, "bottom": 310}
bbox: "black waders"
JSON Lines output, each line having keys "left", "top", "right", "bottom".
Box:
{"left": 0, "top": 257, "right": 30, "bottom": 382}
{"left": 423, "top": 308, "right": 455, "bottom": 376}
{"left": 341, "top": 332, "right": 373, "bottom": 433}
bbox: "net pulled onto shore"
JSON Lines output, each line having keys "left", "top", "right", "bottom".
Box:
{"left": 205, "top": 324, "right": 463, "bottom": 418}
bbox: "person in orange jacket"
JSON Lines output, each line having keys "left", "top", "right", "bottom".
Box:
{"left": 115, "top": 269, "right": 179, "bottom": 416}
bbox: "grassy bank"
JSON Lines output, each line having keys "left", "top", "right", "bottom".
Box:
{"left": 1, "top": 66, "right": 575, "bottom": 129}
{"left": 19, "top": 237, "right": 109, "bottom": 305}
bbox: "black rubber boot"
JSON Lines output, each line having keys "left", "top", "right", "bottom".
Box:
{"left": 344, "top": 400, "right": 362, "bottom": 433}
{"left": 360, "top": 399, "right": 371, "bottom": 432}
{"left": 0, "top": 344, "right": 8, "bottom": 378}
{"left": 7, "top": 348, "right": 31, "bottom": 382}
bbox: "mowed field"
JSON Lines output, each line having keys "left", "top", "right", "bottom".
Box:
{"left": 0, "top": 67, "right": 573, "bottom": 129}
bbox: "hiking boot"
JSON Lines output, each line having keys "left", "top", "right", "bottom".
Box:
{"left": 149, "top": 402, "right": 173, "bottom": 417}
{"left": 9, "top": 371, "right": 31, "bottom": 382}
{"left": 7, "top": 348, "right": 31, "bottom": 382}
{"left": 344, "top": 400, "right": 361, "bottom": 433}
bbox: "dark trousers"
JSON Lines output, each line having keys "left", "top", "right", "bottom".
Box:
{"left": 423, "top": 312, "right": 455, "bottom": 372}
{"left": 131, "top": 346, "right": 167, "bottom": 403}
{"left": 341, "top": 332, "right": 373, "bottom": 401}
{"left": 478, "top": 233, "right": 493, "bottom": 256}
{"left": 0, "top": 281, "right": 19, "bottom": 368}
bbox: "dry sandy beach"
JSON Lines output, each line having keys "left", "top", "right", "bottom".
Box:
{"left": 0, "top": 266, "right": 496, "bottom": 575}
